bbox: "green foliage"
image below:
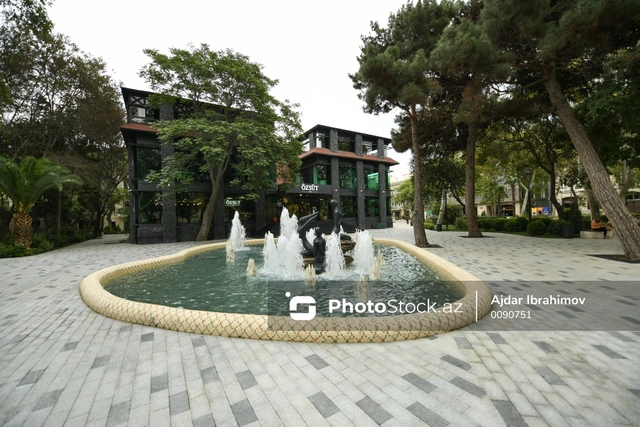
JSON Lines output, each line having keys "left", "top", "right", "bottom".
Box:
{"left": 0, "top": 156, "right": 82, "bottom": 214}
{"left": 536, "top": 216, "right": 553, "bottom": 227}
{"left": 514, "top": 216, "right": 529, "bottom": 230}
{"left": 423, "top": 222, "right": 435, "bottom": 231}
{"left": 527, "top": 219, "right": 548, "bottom": 236}
{"left": 548, "top": 219, "right": 573, "bottom": 237}
{"left": 493, "top": 218, "right": 507, "bottom": 231}
{"left": 565, "top": 203, "right": 584, "bottom": 233}
{"left": 478, "top": 217, "right": 495, "bottom": 230}
{"left": 504, "top": 219, "right": 522, "bottom": 232}
{"left": 454, "top": 216, "right": 468, "bottom": 230}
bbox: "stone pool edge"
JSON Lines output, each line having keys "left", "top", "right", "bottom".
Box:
{"left": 79, "top": 238, "right": 493, "bottom": 343}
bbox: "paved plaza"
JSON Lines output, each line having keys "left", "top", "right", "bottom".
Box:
{"left": 1, "top": 222, "right": 639, "bottom": 426}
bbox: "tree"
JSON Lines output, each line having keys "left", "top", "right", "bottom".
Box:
{"left": 480, "top": 0, "right": 640, "bottom": 259}
{"left": 351, "top": 0, "right": 458, "bottom": 247}
{"left": 140, "top": 44, "right": 303, "bottom": 241}
{"left": 0, "top": 156, "right": 81, "bottom": 247}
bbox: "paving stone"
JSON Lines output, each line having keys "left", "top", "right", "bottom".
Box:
{"left": 591, "top": 345, "right": 626, "bottom": 359}
{"left": 17, "top": 369, "right": 45, "bottom": 386}
{"left": 450, "top": 376, "right": 487, "bottom": 398}
{"left": 106, "top": 400, "right": 130, "bottom": 426}
{"left": 193, "top": 413, "right": 216, "bottom": 427}
{"left": 231, "top": 398, "right": 258, "bottom": 426}
{"left": 151, "top": 374, "right": 168, "bottom": 394}
{"left": 308, "top": 391, "right": 340, "bottom": 418}
{"left": 441, "top": 355, "right": 471, "bottom": 371}
{"left": 406, "top": 401, "right": 449, "bottom": 427}
{"left": 306, "top": 354, "right": 329, "bottom": 370}
{"left": 492, "top": 399, "right": 528, "bottom": 427}
{"left": 200, "top": 366, "right": 219, "bottom": 384}
{"left": 236, "top": 370, "right": 258, "bottom": 390}
{"left": 534, "top": 366, "right": 567, "bottom": 386}
{"left": 33, "top": 388, "right": 64, "bottom": 411}
{"left": 169, "top": 390, "right": 190, "bottom": 416}
{"left": 402, "top": 372, "right": 436, "bottom": 394}
{"left": 355, "top": 396, "right": 392, "bottom": 425}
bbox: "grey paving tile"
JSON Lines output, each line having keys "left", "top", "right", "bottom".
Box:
{"left": 493, "top": 400, "right": 528, "bottom": 427}
{"left": 629, "top": 389, "right": 640, "bottom": 399}
{"left": 533, "top": 341, "right": 559, "bottom": 354}
{"left": 236, "top": 370, "right": 257, "bottom": 390}
{"left": 406, "top": 402, "right": 449, "bottom": 427}
{"left": 356, "top": 396, "right": 392, "bottom": 425}
{"left": 308, "top": 391, "right": 340, "bottom": 418}
{"left": 151, "top": 374, "right": 168, "bottom": 393}
{"left": 535, "top": 367, "right": 567, "bottom": 386}
{"left": 441, "top": 354, "right": 471, "bottom": 371}
{"left": 607, "top": 331, "right": 635, "bottom": 342}
{"left": 141, "top": 332, "right": 154, "bottom": 343}
{"left": 591, "top": 345, "right": 626, "bottom": 359}
{"left": 33, "top": 388, "right": 64, "bottom": 411}
{"left": 192, "top": 336, "right": 206, "bottom": 347}
{"left": 18, "top": 369, "right": 46, "bottom": 386}
{"left": 91, "top": 355, "right": 110, "bottom": 369}
{"left": 62, "top": 341, "right": 79, "bottom": 352}
{"left": 193, "top": 413, "right": 216, "bottom": 427}
{"left": 231, "top": 398, "right": 258, "bottom": 426}
{"left": 107, "top": 401, "right": 130, "bottom": 426}
{"left": 306, "top": 354, "right": 329, "bottom": 370}
{"left": 169, "top": 390, "right": 190, "bottom": 416}
{"left": 402, "top": 373, "right": 436, "bottom": 394}
{"left": 450, "top": 376, "right": 486, "bottom": 398}
{"left": 201, "top": 366, "right": 219, "bottom": 384}
{"left": 454, "top": 337, "right": 472, "bottom": 349}
{"left": 487, "top": 333, "right": 507, "bottom": 345}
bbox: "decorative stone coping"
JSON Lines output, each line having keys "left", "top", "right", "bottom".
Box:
{"left": 80, "top": 238, "right": 493, "bottom": 343}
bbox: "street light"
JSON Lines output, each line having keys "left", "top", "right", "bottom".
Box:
{"left": 524, "top": 169, "right": 532, "bottom": 224}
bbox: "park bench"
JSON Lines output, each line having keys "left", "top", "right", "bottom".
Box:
{"left": 579, "top": 230, "right": 615, "bottom": 239}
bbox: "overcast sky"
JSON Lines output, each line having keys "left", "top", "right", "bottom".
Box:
{"left": 47, "top": 0, "right": 414, "bottom": 178}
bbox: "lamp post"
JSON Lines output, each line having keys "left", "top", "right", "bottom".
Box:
{"left": 524, "top": 169, "right": 532, "bottom": 224}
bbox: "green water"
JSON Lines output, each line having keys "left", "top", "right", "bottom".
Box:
{"left": 104, "top": 245, "right": 464, "bottom": 316}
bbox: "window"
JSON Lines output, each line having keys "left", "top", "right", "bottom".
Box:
{"left": 137, "top": 192, "right": 162, "bottom": 224}
{"left": 176, "top": 193, "right": 208, "bottom": 223}
{"left": 364, "top": 166, "right": 379, "bottom": 190}
{"left": 338, "top": 137, "right": 354, "bottom": 152}
{"left": 339, "top": 166, "right": 356, "bottom": 189}
{"left": 365, "top": 197, "right": 380, "bottom": 216}
{"left": 136, "top": 147, "right": 161, "bottom": 180}
{"left": 315, "top": 164, "right": 330, "bottom": 185}
{"left": 340, "top": 197, "right": 357, "bottom": 217}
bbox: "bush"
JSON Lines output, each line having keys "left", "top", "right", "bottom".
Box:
{"left": 582, "top": 215, "right": 591, "bottom": 230}
{"left": 549, "top": 219, "right": 573, "bottom": 236}
{"left": 494, "top": 218, "right": 507, "bottom": 231}
{"left": 504, "top": 219, "right": 522, "bottom": 232}
{"left": 536, "top": 216, "right": 553, "bottom": 226}
{"left": 423, "top": 222, "right": 435, "bottom": 230}
{"left": 454, "top": 216, "right": 468, "bottom": 230}
{"left": 478, "top": 217, "right": 495, "bottom": 230}
{"left": 514, "top": 216, "right": 529, "bottom": 230}
{"left": 565, "top": 203, "right": 583, "bottom": 233}
{"left": 527, "top": 219, "right": 548, "bottom": 236}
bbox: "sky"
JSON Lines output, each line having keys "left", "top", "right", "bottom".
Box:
{"left": 47, "top": 0, "right": 414, "bottom": 179}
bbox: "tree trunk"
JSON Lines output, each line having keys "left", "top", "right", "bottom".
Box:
{"left": 584, "top": 185, "right": 600, "bottom": 220}
{"left": 544, "top": 65, "right": 640, "bottom": 260}
{"left": 410, "top": 109, "right": 429, "bottom": 247}
{"left": 548, "top": 167, "right": 564, "bottom": 220}
{"left": 13, "top": 211, "right": 33, "bottom": 248}
{"left": 57, "top": 190, "right": 62, "bottom": 236}
{"left": 436, "top": 190, "right": 446, "bottom": 225}
{"left": 465, "top": 121, "right": 482, "bottom": 237}
{"left": 196, "top": 167, "right": 225, "bottom": 241}
{"left": 619, "top": 160, "right": 635, "bottom": 205}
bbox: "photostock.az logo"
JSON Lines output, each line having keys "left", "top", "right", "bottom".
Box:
{"left": 286, "top": 292, "right": 316, "bottom": 320}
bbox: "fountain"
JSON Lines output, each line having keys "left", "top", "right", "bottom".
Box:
{"left": 81, "top": 199, "right": 493, "bottom": 343}
{"left": 229, "top": 211, "right": 246, "bottom": 251}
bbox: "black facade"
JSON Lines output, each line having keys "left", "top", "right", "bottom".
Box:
{"left": 120, "top": 88, "right": 398, "bottom": 244}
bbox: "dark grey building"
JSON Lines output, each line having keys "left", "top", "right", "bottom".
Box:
{"left": 120, "top": 88, "right": 398, "bottom": 244}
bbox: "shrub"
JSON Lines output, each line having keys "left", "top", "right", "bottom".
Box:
{"left": 504, "top": 219, "right": 522, "bottom": 232}
{"left": 0, "top": 244, "right": 36, "bottom": 258}
{"left": 565, "top": 203, "right": 583, "bottom": 233}
{"left": 454, "top": 216, "right": 468, "bottom": 230}
{"left": 536, "top": 216, "right": 553, "bottom": 226}
{"left": 424, "top": 222, "right": 435, "bottom": 230}
{"left": 549, "top": 219, "right": 572, "bottom": 236}
{"left": 478, "top": 217, "right": 495, "bottom": 230}
{"left": 494, "top": 218, "right": 507, "bottom": 231}
{"left": 582, "top": 215, "right": 591, "bottom": 230}
{"left": 514, "top": 216, "right": 529, "bottom": 230}
{"left": 527, "top": 219, "right": 548, "bottom": 236}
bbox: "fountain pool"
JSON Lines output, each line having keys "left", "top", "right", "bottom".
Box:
{"left": 80, "top": 238, "right": 493, "bottom": 342}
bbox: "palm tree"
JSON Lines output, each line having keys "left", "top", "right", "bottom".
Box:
{"left": 0, "top": 157, "right": 82, "bottom": 247}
